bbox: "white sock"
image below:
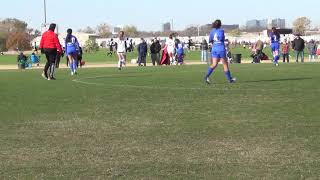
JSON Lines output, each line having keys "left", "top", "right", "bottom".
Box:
{"left": 118, "top": 60, "right": 122, "bottom": 68}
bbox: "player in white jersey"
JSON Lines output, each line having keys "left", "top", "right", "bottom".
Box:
{"left": 116, "top": 31, "right": 127, "bottom": 70}
{"left": 166, "top": 34, "right": 176, "bottom": 65}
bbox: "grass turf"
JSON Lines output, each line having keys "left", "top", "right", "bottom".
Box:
{"left": 0, "top": 45, "right": 311, "bottom": 65}
{"left": 0, "top": 63, "right": 319, "bottom": 179}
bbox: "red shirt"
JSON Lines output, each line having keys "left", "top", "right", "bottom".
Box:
{"left": 39, "top": 30, "right": 62, "bottom": 52}
{"left": 282, "top": 43, "right": 289, "bottom": 54}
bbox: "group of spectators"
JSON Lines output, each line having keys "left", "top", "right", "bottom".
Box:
{"left": 17, "top": 51, "right": 40, "bottom": 69}
{"left": 251, "top": 34, "right": 319, "bottom": 63}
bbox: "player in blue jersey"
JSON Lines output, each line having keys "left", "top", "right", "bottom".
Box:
{"left": 205, "top": 19, "right": 235, "bottom": 84}
{"left": 65, "top": 29, "right": 80, "bottom": 75}
{"left": 269, "top": 27, "right": 281, "bottom": 66}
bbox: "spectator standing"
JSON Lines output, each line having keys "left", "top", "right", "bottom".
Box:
{"left": 200, "top": 39, "right": 209, "bottom": 62}
{"left": 307, "top": 39, "right": 317, "bottom": 62}
{"left": 150, "top": 39, "right": 161, "bottom": 66}
{"left": 137, "top": 38, "right": 148, "bottom": 66}
{"left": 55, "top": 34, "right": 64, "bottom": 68}
{"left": 292, "top": 34, "right": 305, "bottom": 63}
{"left": 107, "top": 39, "right": 114, "bottom": 56}
{"left": 281, "top": 40, "right": 290, "bottom": 63}
{"left": 39, "top": 23, "right": 62, "bottom": 80}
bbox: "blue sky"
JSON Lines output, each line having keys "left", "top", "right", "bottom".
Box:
{"left": 1, "top": 0, "right": 319, "bottom": 32}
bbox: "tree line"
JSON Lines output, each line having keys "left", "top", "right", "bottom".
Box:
{"left": 0, "top": 18, "right": 40, "bottom": 51}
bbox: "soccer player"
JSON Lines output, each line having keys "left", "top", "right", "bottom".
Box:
{"left": 269, "top": 27, "right": 281, "bottom": 66}
{"left": 175, "top": 39, "right": 185, "bottom": 65}
{"left": 205, "top": 19, "right": 236, "bottom": 84}
{"left": 65, "top": 29, "right": 80, "bottom": 75}
{"left": 166, "top": 34, "right": 176, "bottom": 65}
{"left": 116, "top": 31, "right": 127, "bottom": 70}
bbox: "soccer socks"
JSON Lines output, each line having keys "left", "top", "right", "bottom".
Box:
{"left": 69, "top": 61, "right": 74, "bottom": 73}
{"left": 118, "top": 60, "right": 122, "bottom": 68}
{"left": 72, "top": 60, "right": 77, "bottom": 73}
{"left": 274, "top": 55, "right": 280, "bottom": 64}
{"left": 224, "top": 70, "right": 233, "bottom": 82}
{"left": 206, "top": 67, "right": 214, "bottom": 78}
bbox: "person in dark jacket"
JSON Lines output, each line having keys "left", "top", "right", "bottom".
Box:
{"left": 200, "top": 39, "right": 209, "bottom": 62}
{"left": 150, "top": 39, "right": 162, "bottom": 66}
{"left": 137, "top": 38, "right": 148, "bottom": 66}
{"left": 39, "top": 23, "right": 62, "bottom": 80}
{"left": 292, "top": 34, "right": 305, "bottom": 63}
{"left": 17, "top": 52, "right": 27, "bottom": 69}
{"left": 55, "top": 34, "right": 64, "bottom": 68}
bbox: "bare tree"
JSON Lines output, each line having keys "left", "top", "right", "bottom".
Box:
{"left": 293, "top": 17, "right": 311, "bottom": 35}
{"left": 96, "top": 23, "right": 111, "bottom": 38}
{"left": 78, "top": 26, "right": 96, "bottom": 34}
{"left": 123, "top": 25, "right": 139, "bottom": 37}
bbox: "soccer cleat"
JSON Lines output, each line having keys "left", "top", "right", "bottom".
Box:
{"left": 118, "top": 67, "right": 122, "bottom": 71}
{"left": 50, "top": 77, "right": 56, "bottom": 80}
{"left": 41, "top": 73, "right": 48, "bottom": 80}
{"left": 205, "top": 77, "right": 211, "bottom": 84}
{"left": 71, "top": 72, "right": 74, "bottom": 76}
{"left": 229, "top": 78, "right": 236, "bottom": 83}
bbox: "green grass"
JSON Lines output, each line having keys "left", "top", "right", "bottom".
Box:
{"left": 0, "top": 63, "right": 320, "bottom": 179}
{"left": 0, "top": 46, "right": 312, "bottom": 65}
{"left": 0, "top": 49, "right": 204, "bottom": 65}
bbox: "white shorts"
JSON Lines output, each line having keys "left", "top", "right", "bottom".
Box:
{"left": 167, "top": 47, "right": 175, "bottom": 55}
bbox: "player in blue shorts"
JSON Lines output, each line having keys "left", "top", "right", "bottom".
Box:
{"left": 269, "top": 27, "right": 280, "bottom": 66}
{"left": 205, "top": 19, "right": 236, "bottom": 84}
{"left": 65, "top": 28, "right": 80, "bottom": 75}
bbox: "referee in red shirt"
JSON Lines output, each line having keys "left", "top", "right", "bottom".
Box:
{"left": 39, "top": 23, "right": 62, "bottom": 80}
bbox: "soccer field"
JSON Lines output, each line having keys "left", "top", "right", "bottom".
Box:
{"left": 0, "top": 64, "right": 320, "bottom": 179}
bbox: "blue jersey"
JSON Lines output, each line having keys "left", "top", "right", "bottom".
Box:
{"left": 209, "top": 28, "right": 225, "bottom": 50}
{"left": 269, "top": 32, "right": 280, "bottom": 44}
{"left": 65, "top": 35, "right": 80, "bottom": 55}
{"left": 176, "top": 43, "right": 184, "bottom": 55}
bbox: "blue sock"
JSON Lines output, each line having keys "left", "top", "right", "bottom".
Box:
{"left": 73, "top": 60, "right": 77, "bottom": 72}
{"left": 224, "top": 71, "right": 232, "bottom": 82}
{"left": 69, "top": 61, "right": 74, "bottom": 72}
{"left": 274, "top": 55, "right": 279, "bottom": 64}
{"left": 206, "top": 67, "right": 214, "bottom": 78}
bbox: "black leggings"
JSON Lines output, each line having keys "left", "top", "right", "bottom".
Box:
{"left": 43, "top": 49, "right": 57, "bottom": 77}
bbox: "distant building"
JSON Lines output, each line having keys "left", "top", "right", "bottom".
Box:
{"left": 31, "top": 32, "right": 100, "bottom": 48}
{"left": 246, "top": 18, "right": 285, "bottom": 31}
{"left": 272, "top": 18, "right": 286, "bottom": 29}
{"left": 163, "top": 22, "right": 171, "bottom": 32}
{"left": 112, "top": 26, "right": 122, "bottom": 35}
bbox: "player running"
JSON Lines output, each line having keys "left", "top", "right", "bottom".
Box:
{"left": 205, "top": 19, "right": 236, "bottom": 84}
{"left": 65, "top": 29, "right": 80, "bottom": 75}
{"left": 269, "top": 27, "right": 281, "bottom": 66}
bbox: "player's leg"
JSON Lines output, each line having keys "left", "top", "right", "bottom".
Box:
{"left": 205, "top": 50, "right": 219, "bottom": 84}
{"left": 220, "top": 49, "right": 236, "bottom": 83}
{"left": 68, "top": 54, "right": 74, "bottom": 75}
{"left": 72, "top": 54, "right": 78, "bottom": 74}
